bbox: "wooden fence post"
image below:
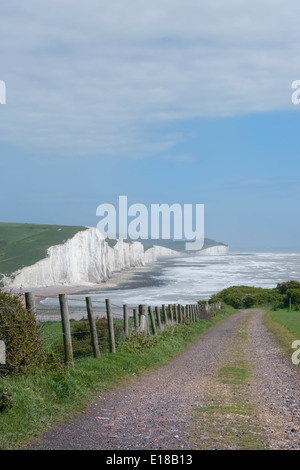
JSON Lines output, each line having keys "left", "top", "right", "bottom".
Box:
{"left": 123, "top": 304, "right": 129, "bottom": 335}
{"left": 146, "top": 306, "right": 150, "bottom": 334}
{"left": 155, "top": 306, "right": 162, "bottom": 331}
{"left": 0, "top": 340, "right": 6, "bottom": 365}
{"left": 139, "top": 305, "right": 147, "bottom": 332}
{"left": 133, "top": 308, "right": 139, "bottom": 331}
{"left": 168, "top": 304, "right": 173, "bottom": 322}
{"left": 86, "top": 297, "right": 101, "bottom": 359}
{"left": 178, "top": 305, "right": 183, "bottom": 324}
{"left": 173, "top": 304, "right": 178, "bottom": 323}
{"left": 199, "top": 304, "right": 205, "bottom": 320}
{"left": 148, "top": 306, "right": 157, "bottom": 335}
{"left": 105, "top": 299, "right": 116, "bottom": 353}
{"left": 59, "top": 294, "right": 74, "bottom": 366}
{"left": 162, "top": 304, "right": 168, "bottom": 324}
{"left": 25, "top": 292, "right": 36, "bottom": 315}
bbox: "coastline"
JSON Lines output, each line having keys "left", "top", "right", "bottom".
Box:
{"left": 19, "top": 257, "right": 180, "bottom": 308}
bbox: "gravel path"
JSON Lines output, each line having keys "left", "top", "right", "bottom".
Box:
{"left": 26, "top": 310, "right": 299, "bottom": 450}
{"left": 249, "top": 310, "right": 300, "bottom": 449}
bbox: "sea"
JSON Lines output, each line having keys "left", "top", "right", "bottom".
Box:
{"left": 40, "top": 251, "right": 300, "bottom": 313}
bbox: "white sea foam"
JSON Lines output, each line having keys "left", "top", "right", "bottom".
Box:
{"left": 41, "top": 251, "right": 300, "bottom": 309}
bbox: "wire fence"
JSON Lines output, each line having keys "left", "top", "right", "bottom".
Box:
{"left": 36, "top": 300, "right": 132, "bottom": 362}
{"left": 0, "top": 291, "right": 222, "bottom": 371}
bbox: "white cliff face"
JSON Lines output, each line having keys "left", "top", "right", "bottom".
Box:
{"left": 106, "top": 239, "right": 145, "bottom": 273}
{"left": 143, "top": 246, "right": 178, "bottom": 263}
{"left": 6, "top": 228, "right": 108, "bottom": 288}
{"left": 3, "top": 227, "right": 228, "bottom": 289}
{"left": 4, "top": 228, "right": 178, "bottom": 289}
{"left": 196, "top": 245, "right": 229, "bottom": 256}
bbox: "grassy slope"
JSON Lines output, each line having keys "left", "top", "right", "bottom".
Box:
{"left": 263, "top": 308, "right": 300, "bottom": 359}
{"left": 268, "top": 310, "right": 300, "bottom": 338}
{"left": 0, "top": 222, "right": 88, "bottom": 277}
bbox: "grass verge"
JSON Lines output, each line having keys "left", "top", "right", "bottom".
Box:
{"left": 0, "top": 306, "right": 236, "bottom": 450}
{"left": 263, "top": 308, "right": 300, "bottom": 364}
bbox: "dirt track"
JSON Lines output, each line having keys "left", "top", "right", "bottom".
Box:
{"left": 26, "top": 310, "right": 299, "bottom": 450}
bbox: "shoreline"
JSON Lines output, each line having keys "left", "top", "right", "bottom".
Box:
{"left": 15, "top": 257, "right": 180, "bottom": 308}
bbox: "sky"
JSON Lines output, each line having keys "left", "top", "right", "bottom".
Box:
{"left": 1, "top": 1, "right": 300, "bottom": 250}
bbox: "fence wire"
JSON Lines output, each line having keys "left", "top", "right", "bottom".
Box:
{"left": 1, "top": 293, "right": 222, "bottom": 369}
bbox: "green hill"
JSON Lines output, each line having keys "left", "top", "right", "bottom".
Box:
{"left": 0, "top": 223, "right": 87, "bottom": 277}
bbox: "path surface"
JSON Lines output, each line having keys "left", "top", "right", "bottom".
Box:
{"left": 26, "top": 310, "right": 299, "bottom": 450}
{"left": 250, "top": 310, "right": 300, "bottom": 449}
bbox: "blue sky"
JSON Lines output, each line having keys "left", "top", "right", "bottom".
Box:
{"left": 1, "top": 1, "right": 300, "bottom": 250}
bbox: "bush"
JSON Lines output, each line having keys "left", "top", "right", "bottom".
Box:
{"left": 242, "top": 294, "right": 258, "bottom": 308}
{"left": 277, "top": 281, "right": 300, "bottom": 294}
{"left": 120, "top": 331, "right": 159, "bottom": 353}
{"left": 0, "top": 291, "right": 45, "bottom": 374}
{"left": 70, "top": 317, "right": 124, "bottom": 358}
{"left": 285, "top": 288, "right": 300, "bottom": 309}
{"left": 0, "top": 387, "right": 15, "bottom": 412}
{"left": 209, "top": 285, "right": 285, "bottom": 309}
{"left": 276, "top": 281, "right": 300, "bottom": 309}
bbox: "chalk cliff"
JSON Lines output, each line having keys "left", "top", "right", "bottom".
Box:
{"left": 2, "top": 227, "right": 229, "bottom": 289}
{"left": 196, "top": 245, "right": 229, "bottom": 256}
{"left": 4, "top": 228, "right": 179, "bottom": 289}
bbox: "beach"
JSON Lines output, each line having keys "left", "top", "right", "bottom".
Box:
{"left": 21, "top": 258, "right": 177, "bottom": 320}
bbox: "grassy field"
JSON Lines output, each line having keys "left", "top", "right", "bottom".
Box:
{"left": 264, "top": 308, "right": 300, "bottom": 360}
{"left": 0, "top": 222, "right": 87, "bottom": 277}
{"left": 0, "top": 306, "right": 236, "bottom": 450}
{"left": 268, "top": 309, "right": 300, "bottom": 337}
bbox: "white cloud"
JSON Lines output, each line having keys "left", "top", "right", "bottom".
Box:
{"left": 0, "top": 0, "right": 300, "bottom": 158}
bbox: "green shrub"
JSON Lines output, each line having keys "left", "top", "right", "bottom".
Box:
{"left": 210, "top": 285, "right": 285, "bottom": 309}
{"left": 243, "top": 294, "right": 258, "bottom": 308}
{"left": 0, "top": 291, "right": 45, "bottom": 374}
{"left": 0, "top": 387, "right": 15, "bottom": 412}
{"left": 70, "top": 317, "right": 124, "bottom": 358}
{"left": 285, "top": 288, "right": 300, "bottom": 310}
{"left": 277, "top": 281, "right": 300, "bottom": 294}
{"left": 120, "top": 331, "right": 159, "bottom": 353}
